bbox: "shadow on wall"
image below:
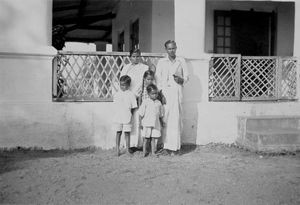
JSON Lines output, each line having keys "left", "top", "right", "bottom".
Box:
{"left": 182, "top": 60, "right": 202, "bottom": 145}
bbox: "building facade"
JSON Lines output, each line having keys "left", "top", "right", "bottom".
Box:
{"left": 0, "top": 0, "right": 299, "bottom": 149}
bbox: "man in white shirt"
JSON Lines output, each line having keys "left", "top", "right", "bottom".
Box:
{"left": 155, "top": 40, "right": 189, "bottom": 154}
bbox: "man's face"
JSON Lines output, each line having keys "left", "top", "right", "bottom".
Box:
{"left": 165, "top": 43, "right": 177, "bottom": 58}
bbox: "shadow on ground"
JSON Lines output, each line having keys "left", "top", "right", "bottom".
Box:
{"left": 180, "top": 144, "right": 197, "bottom": 155}
{"left": 0, "top": 147, "right": 96, "bottom": 175}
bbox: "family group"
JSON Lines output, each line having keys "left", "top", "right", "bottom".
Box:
{"left": 113, "top": 40, "right": 189, "bottom": 157}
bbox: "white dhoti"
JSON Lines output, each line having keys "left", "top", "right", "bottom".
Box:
{"left": 162, "top": 84, "right": 183, "bottom": 151}
{"left": 129, "top": 109, "right": 143, "bottom": 148}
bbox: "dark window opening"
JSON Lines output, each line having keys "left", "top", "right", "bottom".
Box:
{"left": 118, "top": 31, "right": 125, "bottom": 51}
{"left": 130, "top": 19, "right": 139, "bottom": 51}
{"left": 214, "top": 10, "right": 276, "bottom": 56}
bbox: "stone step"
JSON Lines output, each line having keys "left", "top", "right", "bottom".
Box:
{"left": 246, "top": 117, "right": 300, "bottom": 130}
{"left": 247, "top": 128, "right": 300, "bottom": 135}
{"left": 237, "top": 116, "right": 300, "bottom": 152}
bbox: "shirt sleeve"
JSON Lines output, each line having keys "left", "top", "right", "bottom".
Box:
{"left": 138, "top": 101, "right": 146, "bottom": 117}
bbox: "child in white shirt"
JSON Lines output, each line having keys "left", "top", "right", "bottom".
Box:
{"left": 138, "top": 84, "right": 164, "bottom": 157}
{"left": 113, "top": 75, "right": 137, "bottom": 156}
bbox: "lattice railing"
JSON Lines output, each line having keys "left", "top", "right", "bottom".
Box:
{"left": 209, "top": 54, "right": 240, "bottom": 101}
{"left": 241, "top": 57, "right": 278, "bottom": 100}
{"left": 280, "top": 57, "right": 297, "bottom": 99}
{"left": 52, "top": 51, "right": 164, "bottom": 101}
{"left": 209, "top": 55, "right": 298, "bottom": 101}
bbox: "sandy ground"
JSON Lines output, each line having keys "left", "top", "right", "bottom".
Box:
{"left": 0, "top": 144, "right": 299, "bottom": 205}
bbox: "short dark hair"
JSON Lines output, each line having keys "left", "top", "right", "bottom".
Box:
{"left": 119, "top": 75, "right": 131, "bottom": 86}
{"left": 143, "top": 70, "right": 155, "bottom": 79}
{"left": 129, "top": 48, "right": 141, "bottom": 57}
{"left": 146, "top": 84, "right": 158, "bottom": 94}
{"left": 164, "top": 40, "right": 176, "bottom": 48}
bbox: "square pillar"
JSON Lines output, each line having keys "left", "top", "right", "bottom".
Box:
{"left": 174, "top": 0, "right": 207, "bottom": 59}
{"left": 294, "top": 1, "right": 300, "bottom": 57}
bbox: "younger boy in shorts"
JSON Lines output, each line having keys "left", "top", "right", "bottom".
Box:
{"left": 138, "top": 84, "right": 165, "bottom": 157}
{"left": 113, "top": 75, "right": 137, "bottom": 156}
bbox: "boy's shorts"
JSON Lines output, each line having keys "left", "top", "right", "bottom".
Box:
{"left": 114, "top": 123, "right": 132, "bottom": 132}
{"left": 141, "top": 127, "right": 161, "bottom": 138}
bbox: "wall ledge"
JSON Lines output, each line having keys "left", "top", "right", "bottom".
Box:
{"left": 180, "top": 52, "right": 212, "bottom": 61}
{"left": 0, "top": 46, "right": 57, "bottom": 58}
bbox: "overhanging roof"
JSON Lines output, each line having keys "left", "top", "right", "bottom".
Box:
{"left": 53, "top": 0, "right": 119, "bottom": 44}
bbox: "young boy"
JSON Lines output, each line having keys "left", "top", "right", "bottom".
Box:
{"left": 113, "top": 75, "right": 137, "bottom": 156}
{"left": 138, "top": 84, "right": 165, "bottom": 157}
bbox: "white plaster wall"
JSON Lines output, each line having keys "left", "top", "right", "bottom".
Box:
{"left": 1, "top": 0, "right": 300, "bottom": 149}
{"left": 294, "top": 1, "right": 300, "bottom": 57}
{"left": 174, "top": 0, "right": 206, "bottom": 58}
{"left": 205, "top": 0, "right": 295, "bottom": 56}
{"left": 0, "top": 54, "right": 116, "bottom": 149}
{"left": 151, "top": 0, "right": 175, "bottom": 53}
{"left": 277, "top": 2, "right": 295, "bottom": 56}
{"left": 0, "top": 0, "right": 117, "bottom": 150}
{"left": 112, "top": 0, "right": 153, "bottom": 52}
{"left": 0, "top": 0, "right": 52, "bottom": 52}
{"left": 175, "top": 0, "right": 300, "bottom": 145}
{"left": 181, "top": 57, "right": 300, "bottom": 145}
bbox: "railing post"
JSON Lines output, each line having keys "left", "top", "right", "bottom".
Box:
{"left": 236, "top": 55, "right": 241, "bottom": 100}
{"left": 297, "top": 58, "right": 300, "bottom": 99}
{"left": 52, "top": 55, "right": 58, "bottom": 98}
{"left": 277, "top": 57, "right": 282, "bottom": 100}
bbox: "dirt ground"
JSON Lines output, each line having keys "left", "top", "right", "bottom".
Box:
{"left": 0, "top": 144, "right": 299, "bottom": 205}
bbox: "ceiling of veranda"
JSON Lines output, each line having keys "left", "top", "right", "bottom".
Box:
{"left": 52, "top": 0, "right": 119, "bottom": 48}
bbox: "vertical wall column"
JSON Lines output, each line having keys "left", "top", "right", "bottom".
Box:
{"left": 174, "top": 0, "right": 206, "bottom": 58}
{"left": 294, "top": 1, "right": 300, "bottom": 57}
{"left": 0, "top": 0, "right": 54, "bottom": 52}
{"left": 294, "top": 1, "right": 300, "bottom": 99}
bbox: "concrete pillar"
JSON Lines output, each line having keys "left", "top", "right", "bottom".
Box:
{"left": 294, "top": 1, "right": 300, "bottom": 57}
{"left": 0, "top": 0, "right": 54, "bottom": 53}
{"left": 174, "top": 0, "right": 206, "bottom": 58}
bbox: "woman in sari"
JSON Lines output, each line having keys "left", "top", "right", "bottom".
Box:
{"left": 120, "top": 48, "right": 149, "bottom": 148}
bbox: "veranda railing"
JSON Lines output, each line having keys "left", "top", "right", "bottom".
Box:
{"left": 209, "top": 55, "right": 298, "bottom": 101}
{"left": 52, "top": 51, "right": 165, "bottom": 102}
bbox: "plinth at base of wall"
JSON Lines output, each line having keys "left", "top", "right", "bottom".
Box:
{"left": 236, "top": 116, "right": 300, "bottom": 152}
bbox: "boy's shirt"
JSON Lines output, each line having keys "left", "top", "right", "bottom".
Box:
{"left": 113, "top": 90, "right": 137, "bottom": 124}
{"left": 138, "top": 98, "right": 164, "bottom": 128}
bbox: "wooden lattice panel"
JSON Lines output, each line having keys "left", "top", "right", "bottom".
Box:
{"left": 209, "top": 55, "right": 241, "bottom": 101}
{"left": 53, "top": 52, "right": 164, "bottom": 101}
{"left": 241, "top": 57, "right": 277, "bottom": 100}
{"left": 280, "top": 58, "right": 297, "bottom": 100}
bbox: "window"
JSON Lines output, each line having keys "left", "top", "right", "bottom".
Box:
{"left": 130, "top": 19, "right": 139, "bottom": 51}
{"left": 209, "top": 55, "right": 297, "bottom": 101}
{"left": 214, "top": 10, "right": 275, "bottom": 56}
{"left": 214, "top": 11, "right": 232, "bottom": 54}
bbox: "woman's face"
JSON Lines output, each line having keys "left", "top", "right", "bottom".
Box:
{"left": 144, "top": 75, "right": 154, "bottom": 86}
{"left": 130, "top": 53, "right": 140, "bottom": 64}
